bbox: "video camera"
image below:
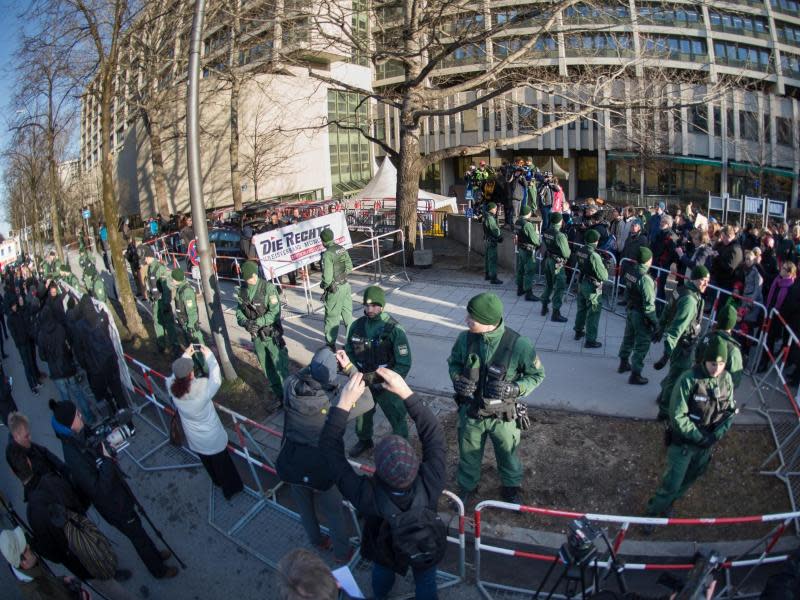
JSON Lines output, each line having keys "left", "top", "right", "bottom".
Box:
{"left": 560, "top": 519, "right": 601, "bottom": 567}
{"left": 87, "top": 409, "right": 135, "bottom": 455}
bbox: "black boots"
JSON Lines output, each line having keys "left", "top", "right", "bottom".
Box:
{"left": 629, "top": 372, "right": 649, "bottom": 385}
{"left": 585, "top": 341, "right": 602, "bottom": 349}
{"left": 618, "top": 358, "right": 631, "bottom": 373}
{"left": 525, "top": 291, "right": 540, "bottom": 302}
{"left": 517, "top": 285, "right": 524, "bottom": 296}
{"left": 574, "top": 330, "right": 585, "bottom": 340}
{"left": 540, "top": 303, "right": 549, "bottom": 316}
{"left": 551, "top": 310, "right": 567, "bottom": 323}
{"left": 501, "top": 486, "right": 522, "bottom": 504}
{"left": 490, "top": 278, "right": 503, "bottom": 285}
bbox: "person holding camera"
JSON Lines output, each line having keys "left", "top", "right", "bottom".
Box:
{"left": 168, "top": 346, "right": 243, "bottom": 500}
{"left": 278, "top": 346, "right": 373, "bottom": 562}
{"left": 320, "top": 368, "right": 447, "bottom": 600}
{"left": 448, "top": 292, "right": 545, "bottom": 505}
{"left": 49, "top": 399, "right": 178, "bottom": 579}
{"left": 235, "top": 261, "right": 289, "bottom": 402}
{"left": 320, "top": 228, "right": 354, "bottom": 349}
{"left": 540, "top": 212, "right": 571, "bottom": 322}
{"left": 340, "top": 286, "right": 411, "bottom": 458}
{"left": 482, "top": 203, "right": 503, "bottom": 285}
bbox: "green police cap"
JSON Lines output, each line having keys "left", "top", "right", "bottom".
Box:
{"left": 363, "top": 285, "right": 385, "bottom": 307}
{"left": 584, "top": 229, "right": 600, "bottom": 245}
{"left": 550, "top": 212, "right": 563, "bottom": 225}
{"left": 171, "top": 268, "right": 185, "bottom": 282}
{"left": 637, "top": 246, "right": 653, "bottom": 264}
{"left": 691, "top": 265, "right": 710, "bottom": 280}
{"left": 487, "top": 202, "right": 497, "bottom": 211}
{"left": 520, "top": 205, "right": 532, "bottom": 217}
{"left": 717, "top": 304, "right": 737, "bottom": 330}
{"left": 467, "top": 292, "right": 503, "bottom": 326}
{"left": 320, "top": 228, "right": 334, "bottom": 244}
{"left": 241, "top": 261, "right": 258, "bottom": 280}
{"left": 703, "top": 337, "right": 728, "bottom": 363}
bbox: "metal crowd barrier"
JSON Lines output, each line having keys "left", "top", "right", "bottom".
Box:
{"left": 474, "top": 500, "right": 799, "bottom": 600}
{"left": 120, "top": 354, "right": 466, "bottom": 585}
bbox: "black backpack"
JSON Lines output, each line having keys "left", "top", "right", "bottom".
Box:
{"left": 374, "top": 481, "right": 447, "bottom": 572}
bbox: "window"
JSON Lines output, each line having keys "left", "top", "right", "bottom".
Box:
{"left": 327, "top": 90, "right": 371, "bottom": 196}
{"left": 740, "top": 112, "right": 759, "bottom": 141}
{"left": 690, "top": 105, "right": 708, "bottom": 133}
{"left": 776, "top": 117, "right": 794, "bottom": 145}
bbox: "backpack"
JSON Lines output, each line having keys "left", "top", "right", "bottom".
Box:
{"left": 374, "top": 481, "right": 447, "bottom": 573}
{"left": 59, "top": 508, "right": 118, "bottom": 580}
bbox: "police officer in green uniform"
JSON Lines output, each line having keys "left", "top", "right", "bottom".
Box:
{"left": 82, "top": 262, "right": 108, "bottom": 303}
{"left": 515, "top": 205, "right": 540, "bottom": 301}
{"left": 142, "top": 245, "right": 179, "bottom": 354}
{"left": 171, "top": 268, "right": 204, "bottom": 347}
{"left": 618, "top": 247, "right": 658, "bottom": 385}
{"left": 57, "top": 263, "right": 81, "bottom": 289}
{"left": 653, "top": 265, "right": 710, "bottom": 420}
{"left": 540, "top": 212, "right": 570, "bottom": 322}
{"left": 695, "top": 304, "right": 743, "bottom": 389}
{"left": 320, "top": 228, "right": 353, "bottom": 349}
{"left": 573, "top": 229, "right": 608, "bottom": 348}
{"left": 448, "top": 292, "right": 546, "bottom": 504}
{"left": 78, "top": 247, "right": 94, "bottom": 275}
{"left": 42, "top": 251, "right": 62, "bottom": 280}
{"left": 341, "top": 285, "right": 412, "bottom": 458}
{"left": 236, "top": 261, "right": 289, "bottom": 400}
{"left": 644, "top": 338, "right": 736, "bottom": 523}
{"left": 483, "top": 203, "right": 503, "bottom": 285}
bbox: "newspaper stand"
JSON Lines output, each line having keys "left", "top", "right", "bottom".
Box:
{"left": 743, "top": 196, "right": 765, "bottom": 228}
{"left": 707, "top": 193, "right": 726, "bottom": 224}
{"left": 766, "top": 199, "right": 788, "bottom": 224}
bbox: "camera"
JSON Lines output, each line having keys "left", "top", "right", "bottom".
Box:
{"left": 88, "top": 409, "right": 135, "bottom": 454}
{"left": 192, "top": 343, "right": 202, "bottom": 353}
{"left": 559, "top": 519, "right": 601, "bottom": 567}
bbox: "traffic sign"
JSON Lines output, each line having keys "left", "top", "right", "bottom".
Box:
{"left": 82, "top": 209, "right": 91, "bottom": 220}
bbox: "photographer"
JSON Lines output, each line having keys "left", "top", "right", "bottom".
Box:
{"left": 278, "top": 347, "right": 373, "bottom": 562}
{"left": 49, "top": 399, "right": 178, "bottom": 579}
{"left": 320, "top": 369, "right": 446, "bottom": 600}
{"left": 167, "top": 346, "right": 243, "bottom": 500}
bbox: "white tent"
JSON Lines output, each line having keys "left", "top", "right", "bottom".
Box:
{"left": 349, "top": 159, "right": 458, "bottom": 212}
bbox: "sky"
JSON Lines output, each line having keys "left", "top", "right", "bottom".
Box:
{"left": 0, "top": 3, "right": 23, "bottom": 238}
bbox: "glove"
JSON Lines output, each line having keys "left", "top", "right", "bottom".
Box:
{"left": 245, "top": 321, "right": 260, "bottom": 336}
{"left": 453, "top": 375, "right": 477, "bottom": 398}
{"left": 485, "top": 380, "right": 520, "bottom": 400}
{"left": 515, "top": 403, "right": 531, "bottom": 430}
{"left": 653, "top": 355, "right": 669, "bottom": 371}
{"left": 697, "top": 432, "right": 716, "bottom": 448}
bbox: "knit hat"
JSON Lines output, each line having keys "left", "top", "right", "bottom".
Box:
{"left": 630, "top": 218, "right": 642, "bottom": 229}
{"left": 49, "top": 399, "right": 77, "bottom": 428}
{"left": 717, "top": 304, "right": 737, "bottom": 330}
{"left": 487, "top": 202, "right": 497, "bottom": 211}
{"left": 584, "top": 229, "right": 600, "bottom": 245}
{"left": 691, "top": 265, "right": 710, "bottom": 280}
{"left": 171, "top": 268, "right": 185, "bottom": 282}
{"left": 520, "top": 205, "right": 532, "bottom": 217}
{"left": 241, "top": 261, "right": 258, "bottom": 280}
{"left": 550, "top": 212, "right": 563, "bottom": 225}
{"left": 172, "top": 357, "right": 194, "bottom": 379}
{"left": 0, "top": 527, "right": 27, "bottom": 568}
{"left": 658, "top": 201, "right": 666, "bottom": 210}
{"left": 374, "top": 435, "right": 419, "bottom": 489}
{"left": 309, "top": 346, "right": 337, "bottom": 384}
{"left": 703, "top": 337, "right": 728, "bottom": 363}
{"left": 320, "top": 229, "right": 334, "bottom": 244}
{"left": 467, "top": 292, "right": 503, "bottom": 325}
{"left": 637, "top": 246, "right": 653, "bottom": 264}
{"left": 363, "top": 285, "right": 385, "bottom": 307}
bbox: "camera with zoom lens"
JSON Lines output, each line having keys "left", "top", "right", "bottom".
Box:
{"left": 560, "top": 519, "right": 601, "bottom": 567}
{"left": 88, "top": 409, "right": 135, "bottom": 455}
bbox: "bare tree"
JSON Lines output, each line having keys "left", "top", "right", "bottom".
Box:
{"left": 31, "top": 0, "right": 147, "bottom": 339}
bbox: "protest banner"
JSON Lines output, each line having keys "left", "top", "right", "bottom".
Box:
{"left": 253, "top": 212, "right": 353, "bottom": 278}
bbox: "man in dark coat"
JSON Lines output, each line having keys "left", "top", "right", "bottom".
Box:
{"left": 49, "top": 399, "right": 177, "bottom": 579}
{"left": 7, "top": 296, "right": 41, "bottom": 394}
{"left": 320, "top": 368, "right": 446, "bottom": 600}
{"left": 711, "top": 225, "right": 743, "bottom": 292}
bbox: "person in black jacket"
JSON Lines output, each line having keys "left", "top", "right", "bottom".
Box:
{"left": 7, "top": 296, "right": 41, "bottom": 394}
{"left": 49, "top": 399, "right": 178, "bottom": 579}
{"left": 320, "top": 368, "right": 446, "bottom": 600}
{"left": 37, "top": 305, "right": 96, "bottom": 425}
{"left": 711, "top": 225, "right": 743, "bottom": 292}
{"left": 278, "top": 347, "right": 373, "bottom": 563}
{"left": 6, "top": 412, "right": 76, "bottom": 487}
{"left": 0, "top": 362, "right": 16, "bottom": 425}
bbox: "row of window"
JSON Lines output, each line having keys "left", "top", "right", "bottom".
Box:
{"left": 714, "top": 42, "right": 772, "bottom": 70}
{"left": 327, "top": 91, "right": 371, "bottom": 194}
{"left": 772, "top": 0, "right": 800, "bottom": 15}
{"left": 780, "top": 53, "right": 800, "bottom": 77}
{"left": 708, "top": 12, "right": 769, "bottom": 36}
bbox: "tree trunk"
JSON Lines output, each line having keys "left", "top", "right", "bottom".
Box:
{"left": 99, "top": 75, "right": 147, "bottom": 339}
{"left": 146, "top": 108, "right": 174, "bottom": 217}
{"left": 396, "top": 116, "right": 422, "bottom": 262}
{"left": 47, "top": 129, "right": 64, "bottom": 263}
{"left": 229, "top": 76, "right": 243, "bottom": 210}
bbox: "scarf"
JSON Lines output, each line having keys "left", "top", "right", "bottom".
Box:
{"left": 766, "top": 275, "right": 796, "bottom": 311}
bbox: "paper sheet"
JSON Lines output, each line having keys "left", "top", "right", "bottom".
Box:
{"left": 332, "top": 565, "right": 365, "bottom": 599}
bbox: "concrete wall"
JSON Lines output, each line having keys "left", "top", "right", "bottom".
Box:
{"left": 447, "top": 214, "right": 518, "bottom": 272}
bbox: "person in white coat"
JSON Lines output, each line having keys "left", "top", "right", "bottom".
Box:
{"left": 167, "top": 346, "right": 243, "bottom": 499}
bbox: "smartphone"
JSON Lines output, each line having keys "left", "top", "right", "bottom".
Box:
{"left": 192, "top": 344, "right": 202, "bottom": 353}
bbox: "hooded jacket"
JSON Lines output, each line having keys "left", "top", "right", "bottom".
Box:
{"left": 36, "top": 306, "right": 77, "bottom": 380}
{"left": 68, "top": 296, "right": 115, "bottom": 375}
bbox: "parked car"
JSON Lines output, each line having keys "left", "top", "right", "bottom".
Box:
{"left": 208, "top": 226, "right": 245, "bottom": 276}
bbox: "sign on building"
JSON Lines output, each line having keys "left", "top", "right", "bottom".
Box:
{"left": 253, "top": 212, "right": 353, "bottom": 278}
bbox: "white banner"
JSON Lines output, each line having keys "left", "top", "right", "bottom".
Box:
{"left": 253, "top": 212, "right": 353, "bottom": 278}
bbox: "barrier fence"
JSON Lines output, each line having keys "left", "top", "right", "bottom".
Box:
{"left": 121, "top": 353, "right": 466, "bottom": 586}
{"left": 474, "top": 500, "right": 798, "bottom": 600}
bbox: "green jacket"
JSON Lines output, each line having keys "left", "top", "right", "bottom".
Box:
{"left": 147, "top": 261, "right": 172, "bottom": 306}
{"left": 42, "top": 259, "right": 62, "bottom": 280}
{"left": 661, "top": 281, "right": 703, "bottom": 357}
{"left": 235, "top": 278, "right": 282, "bottom": 328}
{"left": 582, "top": 246, "right": 608, "bottom": 284}
{"left": 89, "top": 275, "right": 107, "bottom": 302}
{"left": 625, "top": 263, "right": 658, "bottom": 328}
{"left": 670, "top": 364, "right": 736, "bottom": 444}
{"left": 483, "top": 212, "right": 502, "bottom": 244}
{"left": 542, "top": 223, "right": 570, "bottom": 261}
{"left": 321, "top": 243, "right": 353, "bottom": 290}
{"left": 515, "top": 218, "right": 539, "bottom": 251}
{"left": 344, "top": 311, "right": 411, "bottom": 378}
{"left": 174, "top": 281, "right": 199, "bottom": 330}
{"left": 448, "top": 320, "right": 545, "bottom": 398}
{"left": 696, "top": 330, "right": 743, "bottom": 388}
